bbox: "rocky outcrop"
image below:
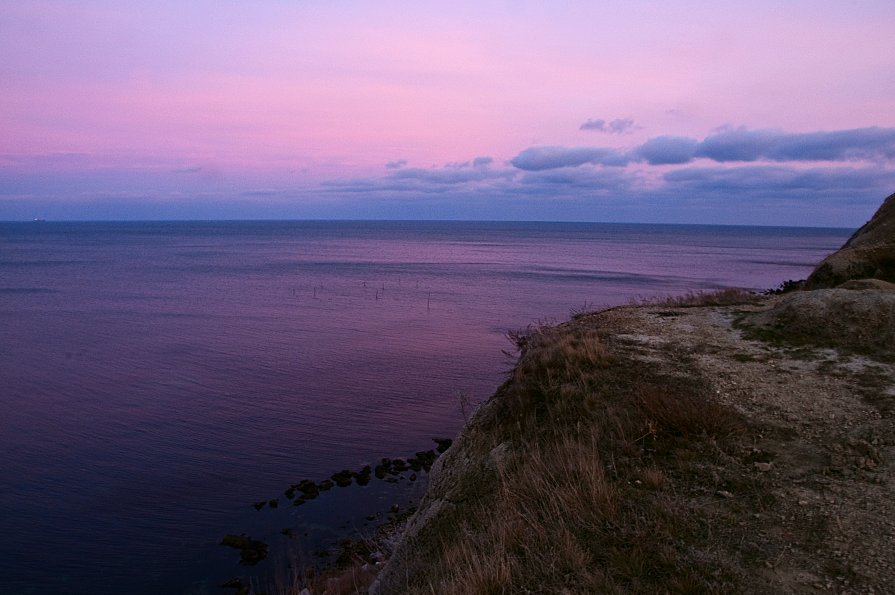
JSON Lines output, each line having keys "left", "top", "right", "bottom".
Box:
{"left": 806, "top": 190, "right": 895, "bottom": 288}
{"left": 739, "top": 287, "right": 895, "bottom": 358}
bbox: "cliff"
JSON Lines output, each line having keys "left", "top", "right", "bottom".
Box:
{"left": 370, "top": 295, "right": 895, "bottom": 593}
{"left": 806, "top": 190, "right": 895, "bottom": 288}
{"left": 369, "top": 193, "right": 895, "bottom": 594}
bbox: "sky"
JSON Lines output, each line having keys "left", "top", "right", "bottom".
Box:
{"left": 2, "top": 1, "right": 895, "bottom": 226}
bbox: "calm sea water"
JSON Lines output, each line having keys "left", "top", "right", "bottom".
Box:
{"left": 0, "top": 221, "right": 851, "bottom": 594}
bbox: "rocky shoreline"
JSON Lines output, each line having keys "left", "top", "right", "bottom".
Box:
{"left": 250, "top": 191, "right": 895, "bottom": 593}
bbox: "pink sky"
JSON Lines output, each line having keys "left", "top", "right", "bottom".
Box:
{"left": 2, "top": 1, "right": 895, "bottom": 224}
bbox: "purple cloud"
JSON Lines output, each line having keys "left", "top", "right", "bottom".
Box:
{"left": 385, "top": 159, "right": 408, "bottom": 169}
{"left": 511, "top": 126, "right": 895, "bottom": 173}
{"left": 446, "top": 156, "right": 494, "bottom": 169}
{"left": 579, "top": 118, "right": 636, "bottom": 134}
{"left": 697, "top": 127, "right": 895, "bottom": 162}
{"left": 323, "top": 162, "right": 514, "bottom": 194}
{"left": 662, "top": 165, "right": 895, "bottom": 198}
{"left": 634, "top": 136, "right": 700, "bottom": 165}
{"left": 510, "top": 146, "right": 627, "bottom": 171}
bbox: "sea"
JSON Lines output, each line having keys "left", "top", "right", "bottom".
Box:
{"left": 0, "top": 220, "right": 852, "bottom": 594}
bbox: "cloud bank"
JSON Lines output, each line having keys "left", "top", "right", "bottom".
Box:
{"left": 511, "top": 126, "right": 895, "bottom": 171}
{"left": 311, "top": 125, "right": 895, "bottom": 225}
{"left": 4, "top": 126, "right": 893, "bottom": 226}
{"left": 510, "top": 147, "right": 628, "bottom": 171}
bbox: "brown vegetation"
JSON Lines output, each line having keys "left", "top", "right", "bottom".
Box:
{"left": 635, "top": 287, "right": 760, "bottom": 308}
{"left": 373, "top": 317, "right": 760, "bottom": 594}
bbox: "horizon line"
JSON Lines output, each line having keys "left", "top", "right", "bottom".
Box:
{"left": 2, "top": 217, "right": 857, "bottom": 231}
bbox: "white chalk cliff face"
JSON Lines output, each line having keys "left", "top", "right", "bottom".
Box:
{"left": 807, "top": 190, "right": 895, "bottom": 288}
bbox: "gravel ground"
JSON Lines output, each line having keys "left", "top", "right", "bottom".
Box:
{"left": 599, "top": 293, "right": 895, "bottom": 594}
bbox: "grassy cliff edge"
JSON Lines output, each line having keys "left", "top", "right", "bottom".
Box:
{"left": 371, "top": 290, "right": 895, "bottom": 594}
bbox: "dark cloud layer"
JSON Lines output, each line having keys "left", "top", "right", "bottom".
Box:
{"left": 635, "top": 136, "right": 700, "bottom": 165}
{"left": 662, "top": 165, "right": 895, "bottom": 197}
{"left": 5, "top": 127, "right": 893, "bottom": 226}
{"left": 696, "top": 127, "right": 895, "bottom": 162}
{"left": 510, "top": 126, "right": 895, "bottom": 172}
{"left": 510, "top": 146, "right": 628, "bottom": 171}
{"left": 323, "top": 162, "right": 513, "bottom": 194}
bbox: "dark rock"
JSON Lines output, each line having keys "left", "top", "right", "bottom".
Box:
{"left": 433, "top": 437, "right": 453, "bottom": 453}
{"left": 318, "top": 479, "right": 335, "bottom": 491}
{"left": 741, "top": 288, "right": 895, "bottom": 357}
{"left": 220, "top": 578, "right": 249, "bottom": 595}
{"left": 332, "top": 469, "right": 354, "bottom": 487}
{"left": 297, "top": 479, "right": 319, "bottom": 497}
{"left": 220, "top": 533, "right": 269, "bottom": 566}
{"left": 268, "top": 498, "right": 278, "bottom": 509}
{"left": 766, "top": 279, "right": 806, "bottom": 295}
{"left": 253, "top": 501, "right": 266, "bottom": 511}
{"left": 415, "top": 450, "right": 438, "bottom": 471}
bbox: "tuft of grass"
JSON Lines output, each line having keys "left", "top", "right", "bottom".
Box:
{"left": 636, "top": 383, "right": 745, "bottom": 441}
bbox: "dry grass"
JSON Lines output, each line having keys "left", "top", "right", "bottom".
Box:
{"left": 379, "top": 319, "right": 752, "bottom": 594}
{"left": 636, "top": 383, "right": 745, "bottom": 441}
{"left": 637, "top": 287, "right": 759, "bottom": 308}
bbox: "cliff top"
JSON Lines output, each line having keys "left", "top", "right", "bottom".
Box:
{"left": 373, "top": 289, "right": 895, "bottom": 594}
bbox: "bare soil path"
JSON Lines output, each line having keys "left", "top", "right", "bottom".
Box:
{"left": 602, "top": 296, "right": 895, "bottom": 593}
